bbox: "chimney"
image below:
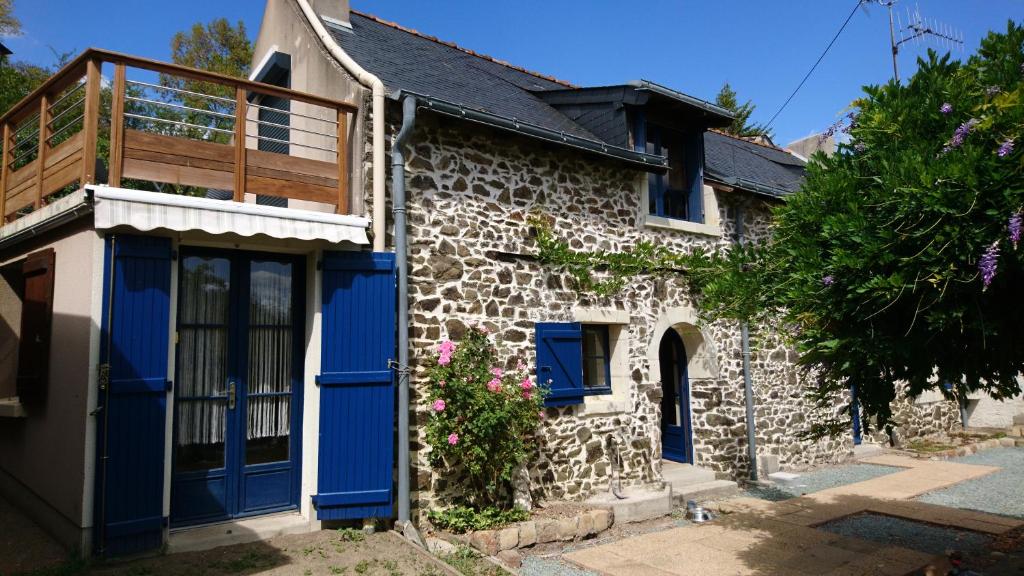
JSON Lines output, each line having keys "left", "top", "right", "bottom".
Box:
{"left": 310, "top": 0, "right": 350, "bottom": 27}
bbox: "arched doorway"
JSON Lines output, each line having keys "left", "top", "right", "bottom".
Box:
{"left": 659, "top": 329, "right": 693, "bottom": 463}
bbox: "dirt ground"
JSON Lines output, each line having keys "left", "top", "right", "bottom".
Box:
{"left": 2, "top": 523, "right": 457, "bottom": 576}
{"left": 0, "top": 495, "right": 68, "bottom": 575}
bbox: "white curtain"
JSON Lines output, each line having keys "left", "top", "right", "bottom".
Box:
{"left": 246, "top": 260, "right": 293, "bottom": 441}
{"left": 177, "top": 256, "right": 230, "bottom": 447}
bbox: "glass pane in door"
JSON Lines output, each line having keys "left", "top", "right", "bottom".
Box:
{"left": 246, "top": 260, "right": 293, "bottom": 465}
{"left": 175, "top": 256, "right": 231, "bottom": 472}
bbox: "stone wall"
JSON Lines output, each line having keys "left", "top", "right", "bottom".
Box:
{"left": 384, "top": 115, "right": 856, "bottom": 517}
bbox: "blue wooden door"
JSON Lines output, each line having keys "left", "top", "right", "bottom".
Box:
{"left": 659, "top": 330, "right": 693, "bottom": 464}
{"left": 314, "top": 251, "right": 395, "bottom": 520}
{"left": 96, "top": 235, "right": 172, "bottom": 556}
{"left": 171, "top": 249, "right": 304, "bottom": 526}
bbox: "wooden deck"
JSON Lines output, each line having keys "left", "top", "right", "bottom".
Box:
{"left": 0, "top": 49, "right": 357, "bottom": 223}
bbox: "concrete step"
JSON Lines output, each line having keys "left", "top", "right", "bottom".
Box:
{"left": 661, "top": 462, "right": 717, "bottom": 487}
{"left": 586, "top": 486, "right": 672, "bottom": 524}
{"left": 168, "top": 512, "right": 318, "bottom": 553}
{"left": 671, "top": 480, "right": 740, "bottom": 506}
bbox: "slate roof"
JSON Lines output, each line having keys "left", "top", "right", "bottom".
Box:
{"left": 703, "top": 131, "right": 806, "bottom": 196}
{"left": 331, "top": 11, "right": 804, "bottom": 197}
{"left": 333, "top": 12, "right": 599, "bottom": 140}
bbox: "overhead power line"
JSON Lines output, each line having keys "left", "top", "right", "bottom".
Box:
{"left": 765, "top": 0, "right": 863, "bottom": 131}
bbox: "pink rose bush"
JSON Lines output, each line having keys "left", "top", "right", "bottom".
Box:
{"left": 425, "top": 325, "right": 546, "bottom": 509}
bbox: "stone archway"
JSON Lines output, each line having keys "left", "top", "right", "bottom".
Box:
{"left": 647, "top": 306, "right": 719, "bottom": 466}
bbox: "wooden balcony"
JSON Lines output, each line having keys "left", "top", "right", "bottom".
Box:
{"left": 0, "top": 49, "right": 358, "bottom": 224}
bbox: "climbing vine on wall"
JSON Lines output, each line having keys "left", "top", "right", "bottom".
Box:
{"left": 528, "top": 212, "right": 768, "bottom": 323}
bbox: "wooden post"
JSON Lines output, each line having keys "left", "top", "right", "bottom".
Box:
{"left": 108, "top": 63, "right": 126, "bottom": 187}
{"left": 0, "top": 123, "right": 10, "bottom": 222}
{"left": 34, "top": 93, "right": 49, "bottom": 209}
{"left": 336, "top": 108, "right": 348, "bottom": 215}
{"left": 80, "top": 58, "right": 101, "bottom": 185}
{"left": 233, "top": 87, "right": 247, "bottom": 203}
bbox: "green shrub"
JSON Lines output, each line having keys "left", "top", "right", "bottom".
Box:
{"left": 425, "top": 325, "right": 546, "bottom": 509}
{"left": 427, "top": 505, "right": 530, "bottom": 534}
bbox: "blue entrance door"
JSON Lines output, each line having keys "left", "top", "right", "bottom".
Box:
{"left": 171, "top": 249, "right": 304, "bottom": 526}
{"left": 659, "top": 329, "right": 693, "bottom": 463}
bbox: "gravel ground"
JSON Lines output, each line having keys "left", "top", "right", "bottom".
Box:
{"left": 916, "top": 447, "right": 1024, "bottom": 519}
{"left": 520, "top": 556, "right": 597, "bottom": 576}
{"left": 744, "top": 463, "right": 901, "bottom": 501}
{"left": 817, "top": 512, "right": 992, "bottom": 557}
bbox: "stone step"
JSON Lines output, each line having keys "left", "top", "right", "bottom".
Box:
{"left": 671, "top": 480, "right": 740, "bottom": 506}
{"left": 661, "top": 463, "right": 717, "bottom": 487}
{"left": 1011, "top": 424, "right": 1024, "bottom": 438}
{"left": 586, "top": 486, "right": 673, "bottom": 524}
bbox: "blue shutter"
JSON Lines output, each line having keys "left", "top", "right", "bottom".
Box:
{"left": 96, "top": 235, "right": 172, "bottom": 556}
{"left": 536, "top": 322, "right": 584, "bottom": 407}
{"left": 686, "top": 130, "right": 704, "bottom": 223}
{"left": 314, "top": 251, "right": 395, "bottom": 520}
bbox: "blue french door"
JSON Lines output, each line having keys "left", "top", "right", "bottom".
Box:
{"left": 171, "top": 248, "right": 304, "bottom": 527}
{"left": 659, "top": 329, "right": 693, "bottom": 464}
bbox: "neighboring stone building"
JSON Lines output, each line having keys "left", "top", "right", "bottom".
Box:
{"left": 251, "top": 0, "right": 962, "bottom": 519}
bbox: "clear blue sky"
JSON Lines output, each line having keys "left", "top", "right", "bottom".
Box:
{"left": 7, "top": 1, "right": 1021, "bottom": 145}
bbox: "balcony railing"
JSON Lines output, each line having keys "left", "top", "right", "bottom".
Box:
{"left": 0, "top": 48, "right": 358, "bottom": 223}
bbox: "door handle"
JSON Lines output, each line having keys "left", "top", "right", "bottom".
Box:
{"left": 228, "top": 382, "right": 236, "bottom": 410}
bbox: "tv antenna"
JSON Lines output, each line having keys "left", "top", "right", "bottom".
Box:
{"left": 874, "top": 1, "right": 964, "bottom": 82}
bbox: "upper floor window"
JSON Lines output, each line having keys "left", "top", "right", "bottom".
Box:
{"left": 640, "top": 120, "right": 704, "bottom": 223}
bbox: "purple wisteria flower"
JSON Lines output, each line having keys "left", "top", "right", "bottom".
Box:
{"left": 940, "top": 103, "right": 953, "bottom": 114}
{"left": 949, "top": 118, "right": 980, "bottom": 149}
{"left": 1010, "top": 213, "right": 1022, "bottom": 248}
{"left": 998, "top": 139, "right": 1015, "bottom": 158}
{"left": 979, "top": 241, "right": 1000, "bottom": 289}
{"left": 822, "top": 275, "right": 835, "bottom": 287}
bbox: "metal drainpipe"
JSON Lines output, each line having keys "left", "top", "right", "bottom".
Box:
{"left": 393, "top": 95, "right": 417, "bottom": 525}
{"left": 736, "top": 203, "right": 758, "bottom": 482}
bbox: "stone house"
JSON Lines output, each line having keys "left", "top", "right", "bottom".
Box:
{"left": 252, "top": 0, "right": 960, "bottom": 521}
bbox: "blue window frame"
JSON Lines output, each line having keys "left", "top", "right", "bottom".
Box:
{"left": 636, "top": 112, "right": 704, "bottom": 223}
{"left": 581, "top": 325, "right": 612, "bottom": 395}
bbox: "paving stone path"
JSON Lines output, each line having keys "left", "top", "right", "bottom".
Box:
{"left": 564, "top": 454, "right": 1023, "bottom": 576}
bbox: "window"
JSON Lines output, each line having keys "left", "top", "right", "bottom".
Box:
{"left": 0, "top": 248, "right": 55, "bottom": 404}
{"left": 536, "top": 322, "right": 615, "bottom": 407}
{"left": 639, "top": 117, "right": 704, "bottom": 223}
{"left": 581, "top": 325, "right": 611, "bottom": 394}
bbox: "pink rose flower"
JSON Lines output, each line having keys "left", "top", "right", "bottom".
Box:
{"left": 538, "top": 410, "right": 546, "bottom": 420}
{"left": 520, "top": 377, "right": 533, "bottom": 390}
{"left": 522, "top": 390, "right": 532, "bottom": 400}
{"left": 432, "top": 399, "right": 446, "bottom": 412}
{"left": 516, "top": 359, "right": 526, "bottom": 371}
{"left": 448, "top": 433, "right": 459, "bottom": 445}
{"left": 439, "top": 380, "right": 446, "bottom": 388}
{"left": 487, "top": 378, "right": 501, "bottom": 392}
{"left": 438, "top": 353, "right": 451, "bottom": 366}
{"left": 491, "top": 367, "right": 503, "bottom": 378}
{"left": 438, "top": 340, "right": 456, "bottom": 355}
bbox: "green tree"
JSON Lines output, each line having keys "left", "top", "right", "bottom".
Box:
{"left": 163, "top": 18, "right": 252, "bottom": 126}
{"left": 715, "top": 81, "right": 773, "bottom": 140}
{"left": 0, "top": 0, "right": 20, "bottom": 38}
{"left": 697, "top": 22, "right": 1024, "bottom": 436}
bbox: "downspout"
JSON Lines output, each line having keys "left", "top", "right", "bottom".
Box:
{"left": 392, "top": 95, "right": 417, "bottom": 527}
{"left": 736, "top": 203, "right": 758, "bottom": 482}
{"left": 294, "top": 0, "right": 387, "bottom": 252}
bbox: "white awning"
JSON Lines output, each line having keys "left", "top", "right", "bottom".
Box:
{"left": 90, "top": 186, "right": 370, "bottom": 245}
